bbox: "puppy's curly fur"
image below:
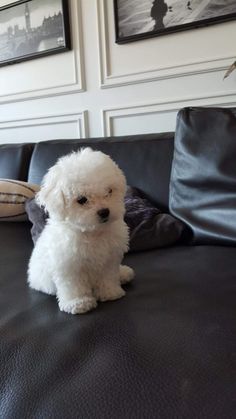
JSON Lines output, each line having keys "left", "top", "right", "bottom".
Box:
{"left": 27, "top": 148, "right": 134, "bottom": 314}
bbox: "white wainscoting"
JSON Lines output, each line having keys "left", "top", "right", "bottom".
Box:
{"left": 97, "top": 0, "right": 236, "bottom": 89}
{"left": 0, "top": 111, "right": 89, "bottom": 143}
{"left": 102, "top": 92, "right": 236, "bottom": 136}
{"left": 0, "top": 0, "right": 236, "bottom": 142}
{"left": 0, "top": 0, "right": 85, "bottom": 104}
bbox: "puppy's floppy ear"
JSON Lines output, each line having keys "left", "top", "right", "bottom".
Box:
{"left": 36, "top": 164, "right": 66, "bottom": 219}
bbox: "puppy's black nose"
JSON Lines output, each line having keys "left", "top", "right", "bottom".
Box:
{"left": 97, "top": 208, "right": 110, "bottom": 220}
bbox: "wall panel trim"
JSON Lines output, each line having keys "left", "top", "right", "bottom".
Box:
{"left": 0, "top": 110, "right": 89, "bottom": 138}
{"left": 0, "top": 0, "right": 85, "bottom": 104}
{"left": 102, "top": 92, "right": 236, "bottom": 136}
{"left": 97, "top": 0, "right": 235, "bottom": 89}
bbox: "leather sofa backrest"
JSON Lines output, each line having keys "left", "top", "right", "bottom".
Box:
{"left": 0, "top": 143, "right": 34, "bottom": 181}
{"left": 28, "top": 133, "right": 174, "bottom": 211}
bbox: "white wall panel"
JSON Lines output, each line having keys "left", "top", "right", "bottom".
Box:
{"left": 97, "top": 0, "right": 236, "bottom": 88}
{"left": 0, "top": 112, "right": 88, "bottom": 143}
{"left": 0, "top": 0, "right": 85, "bottom": 103}
{"left": 102, "top": 92, "right": 236, "bottom": 137}
{"left": 107, "top": 110, "right": 177, "bottom": 137}
{"left": 0, "top": 0, "right": 235, "bottom": 142}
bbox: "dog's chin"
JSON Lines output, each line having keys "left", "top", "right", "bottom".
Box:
{"left": 71, "top": 215, "right": 119, "bottom": 233}
{"left": 79, "top": 224, "right": 97, "bottom": 233}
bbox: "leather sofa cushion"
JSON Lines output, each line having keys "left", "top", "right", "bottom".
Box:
{"left": 28, "top": 133, "right": 174, "bottom": 211}
{"left": 0, "top": 143, "right": 33, "bottom": 181}
{"left": 169, "top": 107, "right": 236, "bottom": 244}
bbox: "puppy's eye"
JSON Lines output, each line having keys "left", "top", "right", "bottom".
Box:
{"left": 77, "top": 196, "right": 88, "bottom": 205}
{"left": 105, "top": 188, "right": 113, "bottom": 198}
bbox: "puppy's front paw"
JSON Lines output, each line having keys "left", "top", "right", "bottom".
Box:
{"left": 120, "top": 265, "right": 135, "bottom": 284}
{"left": 59, "top": 296, "right": 97, "bottom": 314}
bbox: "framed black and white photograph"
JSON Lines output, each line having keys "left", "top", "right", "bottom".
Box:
{"left": 0, "top": 0, "right": 71, "bottom": 67}
{"left": 114, "top": 0, "right": 236, "bottom": 44}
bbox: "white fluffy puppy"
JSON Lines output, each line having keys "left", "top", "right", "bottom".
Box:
{"left": 27, "top": 148, "right": 134, "bottom": 314}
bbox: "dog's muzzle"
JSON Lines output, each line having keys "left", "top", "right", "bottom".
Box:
{"left": 97, "top": 208, "right": 110, "bottom": 223}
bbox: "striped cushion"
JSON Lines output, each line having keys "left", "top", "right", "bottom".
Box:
{"left": 0, "top": 179, "right": 40, "bottom": 221}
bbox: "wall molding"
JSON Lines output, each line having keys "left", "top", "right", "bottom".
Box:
{"left": 102, "top": 91, "right": 236, "bottom": 136}
{"left": 97, "top": 0, "right": 235, "bottom": 89}
{"left": 0, "top": 0, "right": 85, "bottom": 104}
{"left": 0, "top": 111, "right": 89, "bottom": 138}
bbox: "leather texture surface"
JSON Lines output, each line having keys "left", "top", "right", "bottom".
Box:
{"left": 0, "top": 143, "right": 33, "bottom": 181}
{"left": 0, "top": 223, "right": 236, "bottom": 419}
{"left": 169, "top": 107, "right": 236, "bottom": 244}
{"left": 28, "top": 133, "right": 174, "bottom": 211}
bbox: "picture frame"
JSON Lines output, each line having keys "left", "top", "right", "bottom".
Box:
{"left": 114, "top": 0, "right": 236, "bottom": 44}
{"left": 0, "top": 0, "right": 71, "bottom": 67}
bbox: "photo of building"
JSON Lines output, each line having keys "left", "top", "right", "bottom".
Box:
{"left": 0, "top": 0, "right": 68, "bottom": 65}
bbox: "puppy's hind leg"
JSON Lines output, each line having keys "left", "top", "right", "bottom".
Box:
{"left": 28, "top": 272, "right": 56, "bottom": 296}
{"left": 28, "top": 256, "right": 56, "bottom": 296}
{"left": 96, "top": 264, "right": 126, "bottom": 302}
{"left": 119, "top": 265, "right": 134, "bottom": 285}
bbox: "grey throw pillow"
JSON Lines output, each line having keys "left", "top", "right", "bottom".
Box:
{"left": 25, "top": 198, "right": 48, "bottom": 245}
{"left": 125, "top": 187, "right": 185, "bottom": 252}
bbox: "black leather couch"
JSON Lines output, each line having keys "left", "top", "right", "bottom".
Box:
{"left": 1, "top": 110, "right": 236, "bottom": 418}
